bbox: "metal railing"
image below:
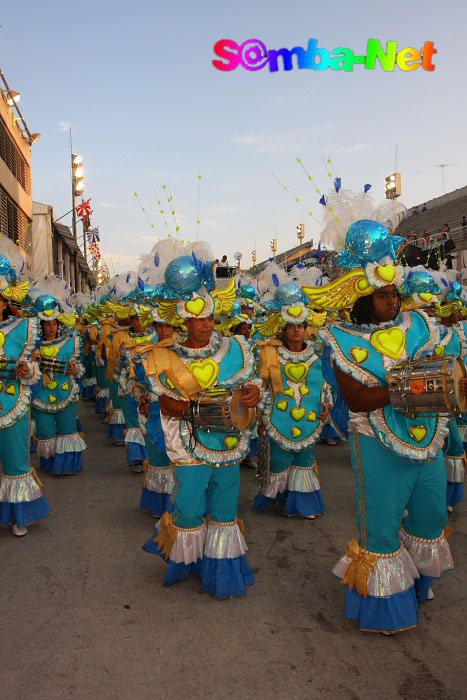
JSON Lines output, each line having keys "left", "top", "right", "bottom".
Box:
{"left": 405, "top": 225, "right": 467, "bottom": 250}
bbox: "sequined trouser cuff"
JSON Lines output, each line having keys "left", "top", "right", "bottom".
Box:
{"left": 399, "top": 527, "right": 454, "bottom": 579}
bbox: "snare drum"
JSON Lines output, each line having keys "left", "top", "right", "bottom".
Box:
{"left": 388, "top": 355, "right": 467, "bottom": 416}
{"left": 190, "top": 388, "right": 255, "bottom": 433}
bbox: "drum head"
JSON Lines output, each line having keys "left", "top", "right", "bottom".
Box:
{"left": 229, "top": 390, "right": 255, "bottom": 430}
{"left": 454, "top": 358, "right": 467, "bottom": 413}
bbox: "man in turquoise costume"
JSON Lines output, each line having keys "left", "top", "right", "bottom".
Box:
{"left": 0, "top": 256, "right": 51, "bottom": 536}
{"left": 140, "top": 243, "right": 262, "bottom": 599}
{"left": 306, "top": 192, "right": 457, "bottom": 634}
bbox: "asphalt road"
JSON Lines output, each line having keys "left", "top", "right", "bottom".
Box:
{"left": 1, "top": 401, "right": 466, "bottom": 700}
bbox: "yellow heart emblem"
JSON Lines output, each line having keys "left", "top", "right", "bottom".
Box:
{"left": 419, "top": 292, "right": 432, "bottom": 302}
{"left": 48, "top": 395, "right": 57, "bottom": 404}
{"left": 40, "top": 345, "right": 59, "bottom": 360}
{"left": 46, "top": 381, "right": 58, "bottom": 390}
{"left": 185, "top": 298, "right": 206, "bottom": 317}
{"left": 5, "top": 384, "right": 16, "bottom": 396}
{"left": 350, "top": 347, "right": 369, "bottom": 365}
{"left": 224, "top": 436, "right": 239, "bottom": 449}
{"left": 134, "top": 336, "right": 151, "bottom": 345}
{"left": 435, "top": 345, "right": 444, "bottom": 357}
{"left": 276, "top": 400, "right": 288, "bottom": 411}
{"left": 287, "top": 306, "right": 302, "bottom": 318}
{"left": 284, "top": 362, "right": 309, "bottom": 383}
{"left": 291, "top": 407, "right": 306, "bottom": 421}
{"left": 284, "top": 388, "right": 294, "bottom": 397}
{"left": 61, "top": 382, "right": 70, "bottom": 391}
{"left": 370, "top": 328, "right": 406, "bottom": 360}
{"left": 0, "top": 331, "right": 4, "bottom": 348}
{"left": 189, "top": 359, "right": 219, "bottom": 389}
{"left": 291, "top": 426, "right": 302, "bottom": 438}
{"left": 410, "top": 425, "right": 427, "bottom": 443}
{"left": 0, "top": 381, "right": 3, "bottom": 392}
{"left": 165, "top": 377, "right": 175, "bottom": 390}
{"left": 43, "top": 309, "right": 55, "bottom": 317}
{"left": 307, "top": 411, "right": 318, "bottom": 422}
{"left": 376, "top": 264, "right": 396, "bottom": 284}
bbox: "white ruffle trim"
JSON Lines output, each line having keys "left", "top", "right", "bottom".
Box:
{"left": 36, "top": 437, "right": 56, "bottom": 458}
{"left": 55, "top": 432, "right": 86, "bottom": 455}
{"left": 332, "top": 545, "right": 419, "bottom": 597}
{"left": 82, "top": 377, "right": 97, "bottom": 387}
{"left": 96, "top": 387, "right": 110, "bottom": 399}
{"left": 20, "top": 361, "right": 40, "bottom": 386}
{"left": 260, "top": 469, "right": 289, "bottom": 498}
{"left": 204, "top": 521, "right": 248, "bottom": 559}
{"left": 456, "top": 423, "right": 467, "bottom": 442}
{"left": 125, "top": 427, "right": 145, "bottom": 446}
{"left": 0, "top": 384, "right": 30, "bottom": 429}
{"left": 370, "top": 410, "right": 450, "bottom": 462}
{"left": 399, "top": 528, "right": 454, "bottom": 578}
{"left": 108, "top": 409, "right": 125, "bottom": 425}
{"left": 288, "top": 465, "right": 320, "bottom": 493}
{"left": 144, "top": 465, "right": 174, "bottom": 493}
{"left": 0, "top": 471, "right": 42, "bottom": 503}
{"left": 445, "top": 455, "right": 465, "bottom": 483}
{"left": 154, "top": 518, "right": 207, "bottom": 565}
{"left": 30, "top": 418, "right": 36, "bottom": 437}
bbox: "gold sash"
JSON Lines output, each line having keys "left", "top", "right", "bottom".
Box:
{"left": 257, "top": 340, "right": 284, "bottom": 397}
{"left": 133, "top": 341, "right": 203, "bottom": 400}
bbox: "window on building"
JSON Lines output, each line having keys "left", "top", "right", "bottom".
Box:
{"left": 0, "top": 115, "right": 31, "bottom": 193}
{"left": 0, "top": 185, "right": 32, "bottom": 250}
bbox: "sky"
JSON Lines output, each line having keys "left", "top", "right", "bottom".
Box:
{"left": 2, "top": 0, "right": 467, "bottom": 275}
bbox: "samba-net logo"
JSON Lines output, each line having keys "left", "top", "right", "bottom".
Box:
{"left": 212, "top": 38, "right": 437, "bottom": 73}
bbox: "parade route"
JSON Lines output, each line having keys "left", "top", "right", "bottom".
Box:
{"left": 1, "top": 400, "right": 465, "bottom": 700}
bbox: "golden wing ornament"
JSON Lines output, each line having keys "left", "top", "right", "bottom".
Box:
{"left": 254, "top": 313, "right": 285, "bottom": 337}
{"left": 302, "top": 269, "right": 374, "bottom": 311}
{"left": 2, "top": 280, "right": 28, "bottom": 302}
{"left": 106, "top": 301, "right": 131, "bottom": 319}
{"left": 58, "top": 313, "right": 77, "bottom": 327}
{"left": 157, "top": 300, "right": 183, "bottom": 326}
{"left": 212, "top": 278, "right": 236, "bottom": 315}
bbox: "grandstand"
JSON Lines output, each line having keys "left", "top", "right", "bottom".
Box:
{"left": 396, "top": 186, "right": 467, "bottom": 241}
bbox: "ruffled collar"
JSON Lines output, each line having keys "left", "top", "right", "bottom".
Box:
{"left": 174, "top": 329, "right": 223, "bottom": 358}
{"left": 338, "top": 312, "right": 403, "bottom": 332}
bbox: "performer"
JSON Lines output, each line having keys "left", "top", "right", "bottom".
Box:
{"left": 0, "top": 256, "right": 51, "bottom": 536}
{"left": 306, "top": 194, "right": 454, "bottom": 634}
{"left": 32, "top": 295, "right": 86, "bottom": 475}
{"left": 252, "top": 282, "right": 330, "bottom": 518}
{"left": 140, "top": 244, "right": 261, "bottom": 598}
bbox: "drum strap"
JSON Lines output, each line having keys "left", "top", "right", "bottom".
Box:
{"left": 258, "top": 344, "right": 284, "bottom": 396}
{"left": 136, "top": 346, "right": 203, "bottom": 400}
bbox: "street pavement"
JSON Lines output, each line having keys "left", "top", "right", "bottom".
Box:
{"left": 1, "top": 401, "right": 466, "bottom": 700}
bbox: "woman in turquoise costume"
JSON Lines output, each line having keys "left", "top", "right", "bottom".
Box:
{"left": 139, "top": 241, "right": 262, "bottom": 599}
{"left": 0, "top": 256, "right": 51, "bottom": 536}
{"left": 252, "top": 281, "right": 330, "bottom": 518}
{"left": 307, "top": 188, "right": 456, "bottom": 634}
{"left": 32, "top": 295, "right": 86, "bottom": 475}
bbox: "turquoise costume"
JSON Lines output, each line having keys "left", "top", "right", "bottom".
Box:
{"left": 0, "top": 316, "right": 51, "bottom": 527}
{"left": 33, "top": 331, "right": 86, "bottom": 475}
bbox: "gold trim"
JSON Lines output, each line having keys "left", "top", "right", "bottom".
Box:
{"left": 400, "top": 526, "right": 448, "bottom": 544}
{"left": 354, "top": 433, "right": 368, "bottom": 549}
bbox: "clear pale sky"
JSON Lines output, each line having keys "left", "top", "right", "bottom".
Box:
{"left": 2, "top": 0, "right": 466, "bottom": 274}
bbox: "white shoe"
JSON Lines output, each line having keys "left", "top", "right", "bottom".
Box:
{"left": 131, "top": 462, "right": 144, "bottom": 473}
{"left": 447, "top": 506, "right": 453, "bottom": 512}
{"left": 12, "top": 524, "right": 28, "bottom": 537}
{"left": 427, "top": 587, "right": 435, "bottom": 600}
{"left": 326, "top": 438, "right": 338, "bottom": 446}
{"left": 304, "top": 514, "right": 316, "bottom": 519}
{"left": 114, "top": 440, "right": 125, "bottom": 446}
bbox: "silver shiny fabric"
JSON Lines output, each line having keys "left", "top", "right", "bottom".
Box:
{"left": 399, "top": 528, "right": 454, "bottom": 578}
{"left": 0, "top": 472, "right": 42, "bottom": 503}
{"left": 204, "top": 522, "right": 247, "bottom": 559}
{"left": 260, "top": 469, "right": 288, "bottom": 498}
{"left": 55, "top": 432, "right": 86, "bottom": 454}
{"left": 332, "top": 546, "right": 419, "bottom": 597}
{"left": 157, "top": 519, "right": 207, "bottom": 565}
{"left": 445, "top": 455, "right": 465, "bottom": 482}
{"left": 288, "top": 466, "right": 320, "bottom": 494}
{"left": 124, "top": 427, "right": 145, "bottom": 446}
{"left": 144, "top": 465, "right": 174, "bottom": 494}
{"left": 96, "top": 388, "right": 110, "bottom": 399}
{"left": 108, "top": 409, "right": 125, "bottom": 425}
{"left": 36, "top": 437, "right": 56, "bottom": 458}
{"left": 161, "top": 415, "right": 192, "bottom": 463}
{"left": 348, "top": 411, "right": 374, "bottom": 438}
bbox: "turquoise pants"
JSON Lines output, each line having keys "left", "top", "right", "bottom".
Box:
{"left": 173, "top": 464, "right": 239, "bottom": 529}
{"left": 33, "top": 402, "right": 79, "bottom": 440}
{"left": 351, "top": 433, "right": 447, "bottom": 554}
{"left": 0, "top": 412, "right": 30, "bottom": 476}
{"left": 270, "top": 440, "right": 315, "bottom": 472}
{"left": 96, "top": 364, "right": 109, "bottom": 389}
{"left": 110, "top": 381, "right": 124, "bottom": 410}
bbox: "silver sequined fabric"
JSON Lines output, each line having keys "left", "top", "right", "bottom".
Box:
{"left": 288, "top": 466, "right": 320, "bottom": 494}
{"left": 399, "top": 529, "right": 454, "bottom": 577}
{"left": 144, "top": 466, "right": 174, "bottom": 493}
{"left": 0, "top": 472, "right": 42, "bottom": 503}
{"left": 55, "top": 433, "right": 86, "bottom": 454}
{"left": 445, "top": 455, "right": 465, "bottom": 482}
{"left": 204, "top": 522, "right": 247, "bottom": 559}
{"left": 332, "top": 546, "right": 419, "bottom": 597}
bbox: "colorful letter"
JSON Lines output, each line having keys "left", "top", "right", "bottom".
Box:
{"left": 268, "top": 46, "right": 308, "bottom": 72}
{"left": 420, "top": 41, "right": 437, "bottom": 71}
{"left": 330, "top": 48, "right": 356, "bottom": 71}
{"left": 304, "top": 39, "right": 330, "bottom": 70}
{"left": 396, "top": 47, "right": 422, "bottom": 71}
{"left": 365, "top": 38, "right": 397, "bottom": 71}
{"left": 212, "top": 39, "right": 241, "bottom": 72}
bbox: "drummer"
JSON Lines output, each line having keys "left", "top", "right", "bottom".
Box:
{"left": 140, "top": 245, "right": 262, "bottom": 599}
{"left": 307, "top": 211, "right": 456, "bottom": 634}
